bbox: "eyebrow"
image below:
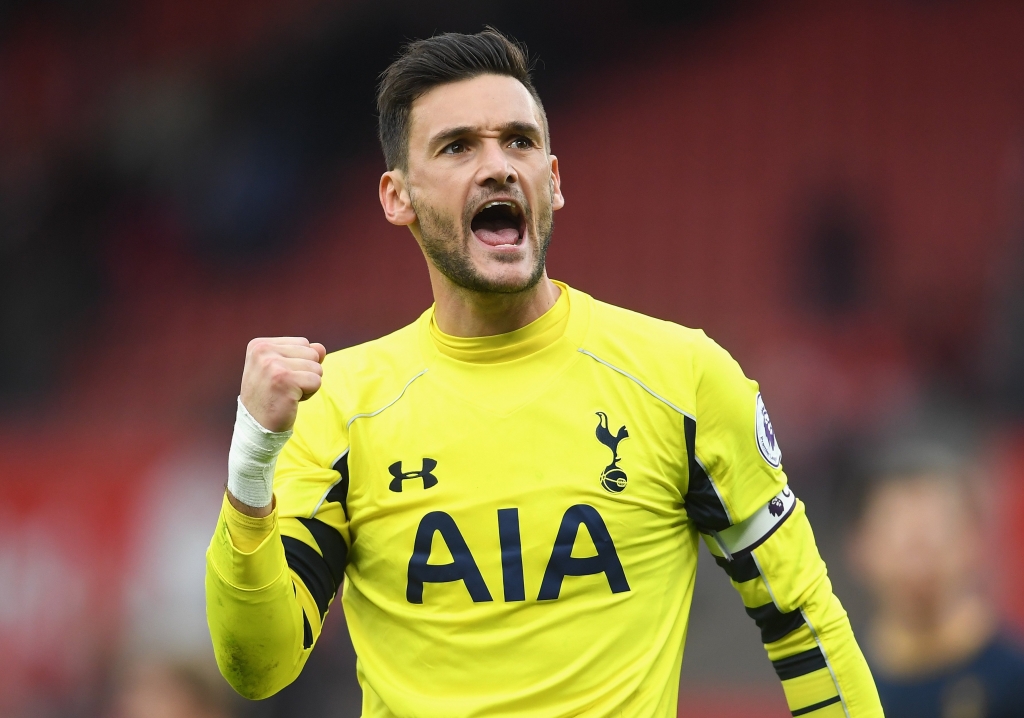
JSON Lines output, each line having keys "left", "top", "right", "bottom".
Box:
{"left": 428, "top": 121, "right": 544, "bottom": 150}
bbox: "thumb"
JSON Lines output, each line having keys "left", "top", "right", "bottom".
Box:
{"left": 311, "top": 342, "right": 327, "bottom": 363}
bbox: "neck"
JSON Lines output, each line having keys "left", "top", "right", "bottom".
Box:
{"left": 869, "top": 591, "right": 995, "bottom": 677}
{"left": 429, "top": 269, "right": 561, "bottom": 338}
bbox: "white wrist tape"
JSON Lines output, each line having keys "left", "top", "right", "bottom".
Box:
{"left": 227, "top": 397, "right": 292, "bottom": 508}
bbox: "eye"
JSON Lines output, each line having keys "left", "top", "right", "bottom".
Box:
{"left": 510, "top": 136, "right": 535, "bottom": 150}
{"left": 442, "top": 141, "right": 466, "bottom": 155}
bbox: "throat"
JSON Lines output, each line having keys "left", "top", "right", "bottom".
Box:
{"left": 432, "top": 279, "right": 563, "bottom": 338}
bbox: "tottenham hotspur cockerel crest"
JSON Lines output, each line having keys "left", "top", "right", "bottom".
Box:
{"left": 595, "top": 412, "right": 629, "bottom": 493}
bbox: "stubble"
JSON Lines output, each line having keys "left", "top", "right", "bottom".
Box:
{"left": 412, "top": 189, "right": 554, "bottom": 295}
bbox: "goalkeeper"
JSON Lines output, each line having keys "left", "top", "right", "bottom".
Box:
{"left": 206, "top": 28, "right": 883, "bottom": 718}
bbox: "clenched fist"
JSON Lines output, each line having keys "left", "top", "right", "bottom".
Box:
{"left": 240, "top": 337, "right": 327, "bottom": 433}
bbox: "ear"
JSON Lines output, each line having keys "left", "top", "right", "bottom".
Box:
{"left": 549, "top": 155, "right": 565, "bottom": 211}
{"left": 380, "top": 170, "right": 417, "bottom": 226}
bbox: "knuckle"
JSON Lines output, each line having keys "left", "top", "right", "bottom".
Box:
{"left": 251, "top": 341, "right": 275, "bottom": 363}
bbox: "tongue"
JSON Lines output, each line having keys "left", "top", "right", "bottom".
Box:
{"left": 473, "top": 227, "right": 519, "bottom": 246}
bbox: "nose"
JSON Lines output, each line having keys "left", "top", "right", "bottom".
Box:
{"left": 475, "top": 138, "right": 518, "bottom": 187}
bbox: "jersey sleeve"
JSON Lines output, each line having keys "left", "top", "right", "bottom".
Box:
{"left": 685, "top": 334, "right": 884, "bottom": 717}
{"left": 205, "top": 385, "right": 350, "bottom": 699}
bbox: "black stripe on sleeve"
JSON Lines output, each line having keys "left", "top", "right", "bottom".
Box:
{"left": 792, "top": 695, "right": 842, "bottom": 716}
{"left": 772, "top": 646, "right": 829, "bottom": 680}
{"left": 301, "top": 609, "right": 313, "bottom": 649}
{"left": 282, "top": 536, "right": 336, "bottom": 619}
{"left": 296, "top": 517, "right": 347, "bottom": 590}
{"left": 745, "top": 602, "right": 806, "bottom": 644}
{"left": 713, "top": 553, "right": 760, "bottom": 583}
{"left": 683, "top": 416, "right": 731, "bottom": 533}
{"left": 325, "top": 452, "right": 351, "bottom": 520}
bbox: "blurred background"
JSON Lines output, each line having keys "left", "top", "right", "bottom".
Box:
{"left": 3, "top": 0, "right": 1024, "bottom": 715}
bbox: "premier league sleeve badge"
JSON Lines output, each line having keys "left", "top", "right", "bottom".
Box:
{"left": 754, "top": 393, "right": 782, "bottom": 468}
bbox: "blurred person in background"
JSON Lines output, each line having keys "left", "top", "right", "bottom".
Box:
{"left": 108, "top": 659, "right": 235, "bottom": 718}
{"left": 848, "top": 443, "right": 1024, "bottom": 718}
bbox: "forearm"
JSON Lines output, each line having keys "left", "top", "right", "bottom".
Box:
{"left": 205, "top": 495, "right": 315, "bottom": 699}
{"left": 759, "top": 506, "right": 881, "bottom": 716}
{"left": 791, "top": 581, "right": 880, "bottom": 717}
{"left": 710, "top": 501, "right": 883, "bottom": 717}
{"left": 227, "top": 489, "right": 274, "bottom": 518}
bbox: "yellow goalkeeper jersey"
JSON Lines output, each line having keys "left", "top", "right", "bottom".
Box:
{"left": 206, "top": 282, "right": 883, "bottom": 717}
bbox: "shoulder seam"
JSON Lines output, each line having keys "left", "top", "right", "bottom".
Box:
{"left": 345, "top": 368, "right": 429, "bottom": 429}
{"left": 308, "top": 369, "right": 428, "bottom": 518}
{"left": 577, "top": 349, "right": 694, "bottom": 419}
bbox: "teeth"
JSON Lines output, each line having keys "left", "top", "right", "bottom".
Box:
{"left": 483, "top": 201, "right": 520, "bottom": 215}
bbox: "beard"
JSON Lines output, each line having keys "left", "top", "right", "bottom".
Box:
{"left": 411, "top": 187, "right": 554, "bottom": 294}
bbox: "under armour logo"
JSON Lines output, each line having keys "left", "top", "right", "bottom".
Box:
{"left": 389, "top": 459, "right": 439, "bottom": 492}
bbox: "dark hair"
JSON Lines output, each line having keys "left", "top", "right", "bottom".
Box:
{"left": 376, "top": 28, "right": 548, "bottom": 171}
{"left": 846, "top": 439, "right": 981, "bottom": 531}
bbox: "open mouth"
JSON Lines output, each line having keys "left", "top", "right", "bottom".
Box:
{"left": 470, "top": 200, "right": 525, "bottom": 247}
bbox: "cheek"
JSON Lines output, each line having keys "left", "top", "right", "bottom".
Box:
{"left": 413, "top": 172, "right": 468, "bottom": 213}
{"left": 860, "top": 512, "right": 926, "bottom": 580}
{"left": 939, "top": 518, "right": 979, "bottom": 576}
{"left": 413, "top": 195, "right": 463, "bottom": 234}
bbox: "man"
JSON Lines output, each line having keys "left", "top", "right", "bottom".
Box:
{"left": 849, "top": 442, "right": 1024, "bottom": 717}
{"left": 205, "top": 28, "right": 883, "bottom": 717}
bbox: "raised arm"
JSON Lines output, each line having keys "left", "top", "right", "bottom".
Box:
{"left": 205, "top": 338, "right": 349, "bottom": 699}
{"left": 684, "top": 334, "right": 883, "bottom": 717}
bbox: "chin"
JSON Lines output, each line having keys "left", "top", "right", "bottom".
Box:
{"left": 468, "top": 260, "right": 544, "bottom": 294}
{"left": 476, "top": 271, "right": 540, "bottom": 294}
{"left": 422, "top": 223, "right": 548, "bottom": 295}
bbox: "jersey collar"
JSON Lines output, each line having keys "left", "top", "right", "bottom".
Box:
{"left": 427, "top": 281, "right": 572, "bottom": 364}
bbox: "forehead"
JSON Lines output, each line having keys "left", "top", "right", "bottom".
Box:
{"left": 868, "top": 475, "right": 965, "bottom": 521}
{"left": 408, "top": 73, "right": 543, "bottom": 143}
